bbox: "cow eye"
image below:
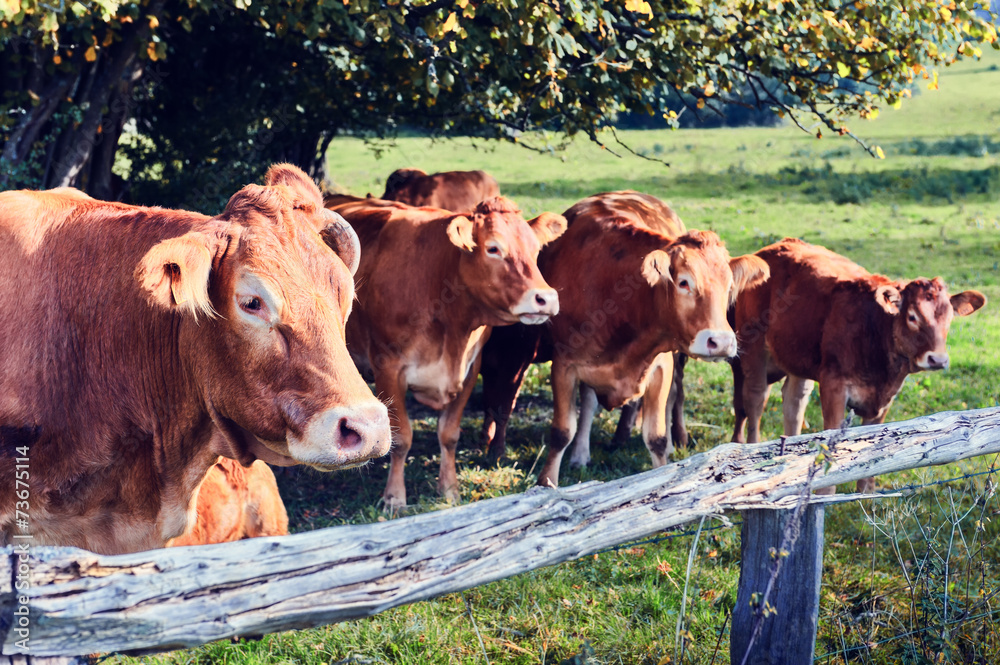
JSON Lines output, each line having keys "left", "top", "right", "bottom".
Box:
{"left": 678, "top": 279, "right": 690, "bottom": 291}
{"left": 907, "top": 312, "right": 918, "bottom": 323}
{"left": 486, "top": 244, "right": 503, "bottom": 258}
{"left": 242, "top": 297, "right": 263, "bottom": 312}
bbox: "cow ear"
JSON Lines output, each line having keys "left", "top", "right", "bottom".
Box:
{"left": 320, "top": 209, "right": 361, "bottom": 276}
{"left": 447, "top": 215, "right": 476, "bottom": 252}
{"left": 951, "top": 290, "right": 986, "bottom": 316}
{"left": 137, "top": 232, "right": 217, "bottom": 320}
{"left": 875, "top": 284, "right": 902, "bottom": 315}
{"left": 641, "top": 249, "right": 673, "bottom": 287}
{"left": 730, "top": 255, "right": 769, "bottom": 295}
{"left": 527, "top": 212, "right": 567, "bottom": 246}
{"left": 265, "top": 163, "right": 323, "bottom": 210}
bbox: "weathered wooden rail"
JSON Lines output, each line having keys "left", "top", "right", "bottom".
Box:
{"left": 1, "top": 407, "right": 999, "bottom": 661}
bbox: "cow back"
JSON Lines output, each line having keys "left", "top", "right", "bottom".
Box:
{"left": 383, "top": 169, "right": 501, "bottom": 212}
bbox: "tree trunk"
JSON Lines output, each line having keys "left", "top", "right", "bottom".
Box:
{"left": 0, "top": 1, "right": 164, "bottom": 196}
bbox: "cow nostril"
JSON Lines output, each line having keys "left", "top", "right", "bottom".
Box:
{"left": 706, "top": 336, "right": 718, "bottom": 350}
{"left": 338, "top": 417, "right": 362, "bottom": 449}
{"left": 535, "top": 293, "right": 547, "bottom": 307}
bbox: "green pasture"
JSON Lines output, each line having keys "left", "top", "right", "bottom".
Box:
{"left": 120, "top": 52, "right": 1000, "bottom": 664}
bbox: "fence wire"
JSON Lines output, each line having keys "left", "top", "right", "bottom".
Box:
{"left": 596, "top": 459, "right": 1000, "bottom": 665}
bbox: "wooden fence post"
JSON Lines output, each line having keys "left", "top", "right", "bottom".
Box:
{"left": 731, "top": 505, "right": 825, "bottom": 665}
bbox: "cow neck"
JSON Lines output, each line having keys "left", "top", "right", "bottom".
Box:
{"left": 20, "top": 210, "right": 222, "bottom": 550}
{"left": 855, "top": 283, "right": 911, "bottom": 393}
{"left": 432, "top": 238, "right": 497, "bottom": 331}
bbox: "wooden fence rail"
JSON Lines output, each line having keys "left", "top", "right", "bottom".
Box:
{"left": 2, "top": 407, "right": 999, "bottom": 658}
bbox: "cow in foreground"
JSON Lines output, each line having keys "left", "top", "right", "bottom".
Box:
{"left": 167, "top": 457, "right": 288, "bottom": 547}
{"left": 731, "top": 238, "right": 986, "bottom": 492}
{"left": 326, "top": 195, "right": 566, "bottom": 508}
{"left": 480, "top": 191, "right": 770, "bottom": 488}
{"left": 0, "top": 165, "right": 391, "bottom": 554}
{"left": 383, "top": 168, "right": 501, "bottom": 212}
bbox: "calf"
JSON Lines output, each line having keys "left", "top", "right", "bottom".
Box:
{"left": 383, "top": 168, "right": 501, "bottom": 212}
{"left": 480, "top": 191, "right": 769, "bottom": 487}
{"left": 167, "top": 457, "right": 288, "bottom": 547}
{"left": 326, "top": 195, "right": 566, "bottom": 508}
{"left": 731, "top": 238, "right": 986, "bottom": 492}
{"left": 0, "top": 164, "right": 390, "bottom": 554}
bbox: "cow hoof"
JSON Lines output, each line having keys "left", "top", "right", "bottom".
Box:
{"left": 439, "top": 486, "right": 461, "bottom": 503}
{"left": 486, "top": 442, "right": 506, "bottom": 466}
{"left": 382, "top": 493, "right": 407, "bottom": 512}
{"left": 568, "top": 454, "right": 590, "bottom": 469}
{"left": 536, "top": 475, "right": 558, "bottom": 489}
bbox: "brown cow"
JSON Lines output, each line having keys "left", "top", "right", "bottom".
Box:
{"left": 167, "top": 457, "right": 288, "bottom": 547}
{"left": 480, "top": 191, "right": 769, "bottom": 487}
{"left": 326, "top": 194, "right": 566, "bottom": 508}
{"left": 0, "top": 164, "right": 391, "bottom": 554}
{"left": 482, "top": 191, "right": 690, "bottom": 466}
{"left": 731, "top": 238, "right": 986, "bottom": 492}
{"left": 382, "top": 168, "right": 501, "bottom": 212}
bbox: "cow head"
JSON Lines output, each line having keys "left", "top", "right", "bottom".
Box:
{"left": 383, "top": 168, "right": 427, "bottom": 199}
{"left": 642, "top": 230, "right": 769, "bottom": 359}
{"left": 137, "top": 164, "right": 391, "bottom": 471}
{"left": 876, "top": 277, "right": 986, "bottom": 372}
{"left": 448, "top": 197, "right": 567, "bottom": 325}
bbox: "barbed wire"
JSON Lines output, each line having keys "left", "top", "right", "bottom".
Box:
{"left": 586, "top": 463, "right": 1000, "bottom": 559}
{"left": 814, "top": 606, "right": 1000, "bottom": 662}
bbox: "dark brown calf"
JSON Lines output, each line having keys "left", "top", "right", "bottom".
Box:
{"left": 731, "top": 238, "right": 986, "bottom": 492}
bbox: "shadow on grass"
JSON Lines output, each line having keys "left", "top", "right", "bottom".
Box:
{"left": 503, "top": 164, "right": 1000, "bottom": 207}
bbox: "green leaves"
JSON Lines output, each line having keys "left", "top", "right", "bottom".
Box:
{"left": 2, "top": 0, "right": 998, "bottom": 199}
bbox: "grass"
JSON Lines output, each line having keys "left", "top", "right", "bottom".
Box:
{"left": 115, "top": 50, "right": 1000, "bottom": 665}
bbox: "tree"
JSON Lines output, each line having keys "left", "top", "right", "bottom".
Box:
{"left": 2, "top": 0, "right": 996, "bottom": 208}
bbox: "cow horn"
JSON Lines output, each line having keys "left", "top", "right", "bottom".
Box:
{"left": 320, "top": 209, "right": 361, "bottom": 276}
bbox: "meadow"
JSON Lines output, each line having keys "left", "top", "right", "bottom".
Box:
{"left": 120, "top": 52, "right": 1000, "bottom": 664}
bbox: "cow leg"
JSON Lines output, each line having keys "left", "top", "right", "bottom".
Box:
{"left": 537, "top": 361, "right": 578, "bottom": 488}
{"left": 730, "top": 357, "right": 748, "bottom": 443}
{"left": 781, "top": 376, "right": 815, "bottom": 436}
{"left": 481, "top": 327, "right": 537, "bottom": 465}
{"left": 669, "top": 352, "right": 689, "bottom": 449}
{"left": 437, "top": 354, "right": 482, "bottom": 502}
{"left": 814, "top": 378, "right": 850, "bottom": 496}
{"left": 856, "top": 410, "right": 890, "bottom": 493}
{"left": 378, "top": 366, "right": 412, "bottom": 510}
{"left": 612, "top": 400, "right": 639, "bottom": 447}
{"left": 739, "top": 352, "right": 772, "bottom": 444}
{"left": 569, "top": 383, "right": 600, "bottom": 468}
{"left": 641, "top": 352, "right": 674, "bottom": 467}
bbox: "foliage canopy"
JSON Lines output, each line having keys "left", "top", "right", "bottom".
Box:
{"left": 1, "top": 0, "right": 996, "bottom": 207}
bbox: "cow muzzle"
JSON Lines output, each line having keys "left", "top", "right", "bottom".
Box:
{"left": 688, "top": 329, "right": 738, "bottom": 360}
{"left": 512, "top": 288, "right": 560, "bottom": 325}
{"left": 286, "top": 401, "right": 392, "bottom": 470}
{"left": 915, "top": 351, "right": 949, "bottom": 371}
